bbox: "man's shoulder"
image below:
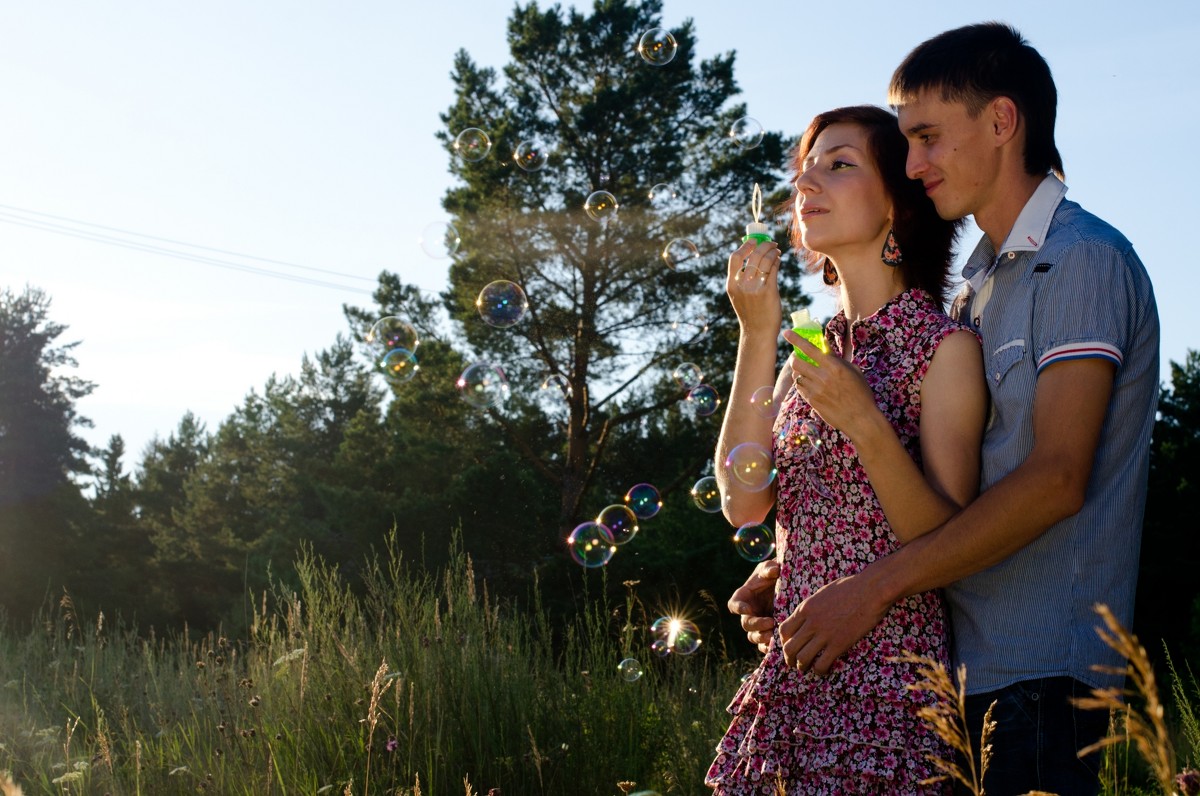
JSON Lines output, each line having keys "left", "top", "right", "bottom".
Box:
{"left": 1041, "top": 199, "right": 1133, "bottom": 260}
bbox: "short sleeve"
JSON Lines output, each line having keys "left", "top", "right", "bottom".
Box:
{"left": 1030, "top": 242, "right": 1139, "bottom": 375}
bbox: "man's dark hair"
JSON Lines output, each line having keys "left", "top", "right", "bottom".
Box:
{"left": 889, "top": 22, "right": 1064, "bottom": 179}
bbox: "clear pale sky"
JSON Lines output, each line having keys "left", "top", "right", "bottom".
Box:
{"left": 2, "top": 1, "right": 1196, "bottom": 463}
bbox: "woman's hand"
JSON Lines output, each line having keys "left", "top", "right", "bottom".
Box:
{"left": 726, "top": 240, "right": 782, "bottom": 337}
{"left": 785, "top": 332, "right": 881, "bottom": 441}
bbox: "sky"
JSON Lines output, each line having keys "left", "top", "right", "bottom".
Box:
{"left": 2, "top": 1, "right": 1197, "bottom": 467}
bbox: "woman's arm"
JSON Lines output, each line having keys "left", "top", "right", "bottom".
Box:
{"left": 790, "top": 329, "right": 987, "bottom": 542}
{"left": 714, "top": 240, "right": 785, "bottom": 527}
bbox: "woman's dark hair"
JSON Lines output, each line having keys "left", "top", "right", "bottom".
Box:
{"left": 787, "top": 104, "right": 963, "bottom": 308}
{"left": 888, "top": 22, "right": 1063, "bottom": 179}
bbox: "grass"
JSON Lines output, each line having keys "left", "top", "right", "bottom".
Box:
{"left": 2, "top": 534, "right": 1197, "bottom": 795}
{"left": 0, "top": 533, "right": 743, "bottom": 794}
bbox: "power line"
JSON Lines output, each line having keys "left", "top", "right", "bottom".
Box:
{"left": 0, "top": 203, "right": 446, "bottom": 298}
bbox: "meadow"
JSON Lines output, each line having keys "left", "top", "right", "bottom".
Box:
{"left": 0, "top": 533, "right": 1193, "bottom": 795}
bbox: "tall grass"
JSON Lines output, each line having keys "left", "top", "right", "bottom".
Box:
{"left": 0, "top": 533, "right": 743, "bottom": 794}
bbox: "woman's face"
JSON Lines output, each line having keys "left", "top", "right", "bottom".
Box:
{"left": 793, "top": 123, "right": 893, "bottom": 257}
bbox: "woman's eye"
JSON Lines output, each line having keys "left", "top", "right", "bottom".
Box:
{"left": 831, "top": 159, "right": 854, "bottom": 170}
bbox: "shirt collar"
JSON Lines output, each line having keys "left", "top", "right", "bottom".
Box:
{"left": 962, "top": 174, "right": 1068, "bottom": 289}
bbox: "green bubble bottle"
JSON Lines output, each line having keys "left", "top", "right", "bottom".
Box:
{"left": 741, "top": 182, "right": 772, "bottom": 246}
{"left": 790, "top": 308, "right": 828, "bottom": 365}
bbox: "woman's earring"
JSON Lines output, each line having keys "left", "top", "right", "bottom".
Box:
{"left": 821, "top": 257, "right": 838, "bottom": 286}
{"left": 881, "top": 228, "right": 903, "bottom": 266}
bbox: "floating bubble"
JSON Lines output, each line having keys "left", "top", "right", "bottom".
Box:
{"left": 647, "top": 182, "right": 678, "bottom": 210}
{"left": 584, "top": 190, "right": 619, "bottom": 223}
{"left": 672, "top": 362, "right": 704, "bottom": 390}
{"left": 596, "top": 504, "right": 639, "bottom": 545}
{"left": 729, "top": 116, "right": 765, "bottom": 150}
{"left": 733, "top": 523, "right": 775, "bottom": 562}
{"left": 567, "top": 521, "right": 616, "bottom": 568}
{"left": 617, "top": 657, "right": 644, "bottom": 682}
{"left": 636, "top": 28, "right": 677, "bottom": 66}
{"left": 740, "top": 671, "right": 755, "bottom": 684}
{"left": 749, "top": 385, "right": 778, "bottom": 419}
{"left": 378, "top": 348, "right": 418, "bottom": 385}
{"left": 513, "top": 139, "right": 549, "bottom": 172}
{"left": 777, "top": 417, "right": 823, "bottom": 462}
{"left": 651, "top": 616, "right": 701, "bottom": 655}
{"left": 366, "top": 316, "right": 419, "bottom": 353}
{"left": 453, "top": 128, "right": 492, "bottom": 162}
{"left": 686, "top": 384, "right": 721, "bottom": 417}
{"left": 724, "top": 442, "right": 776, "bottom": 492}
{"left": 690, "top": 476, "right": 724, "bottom": 513}
{"left": 419, "top": 221, "right": 461, "bottom": 259}
{"left": 456, "top": 362, "right": 511, "bottom": 410}
{"left": 624, "top": 483, "right": 662, "bottom": 520}
{"left": 476, "top": 280, "right": 529, "bottom": 328}
{"left": 662, "top": 238, "right": 700, "bottom": 270}
{"left": 540, "top": 373, "right": 572, "bottom": 401}
{"left": 650, "top": 638, "right": 671, "bottom": 658}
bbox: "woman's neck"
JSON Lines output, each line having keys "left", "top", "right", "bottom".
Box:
{"left": 835, "top": 255, "right": 907, "bottom": 325}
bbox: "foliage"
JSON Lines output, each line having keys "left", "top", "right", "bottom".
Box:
{"left": 0, "top": 535, "right": 743, "bottom": 795}
{"left": 0, "top": 286, "right": 95, "bottom": 626}
{"left": 1136, "top": 350, "right": 1200, "bottom": 662}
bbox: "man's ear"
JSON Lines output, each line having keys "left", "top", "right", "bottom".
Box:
{"left": 990, "top": 96, "right": 1020, "bottom": 147}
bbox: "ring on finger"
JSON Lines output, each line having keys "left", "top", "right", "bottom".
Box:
{"left": 794, "top": 372, "right": 804, "bottom": 385}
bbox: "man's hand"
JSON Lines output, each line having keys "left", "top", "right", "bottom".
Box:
{"left": 779, "top": 571, "right": 892, "bottom": 675}
{"left": 728, "top": 559, "right": 780, "bottom": 653}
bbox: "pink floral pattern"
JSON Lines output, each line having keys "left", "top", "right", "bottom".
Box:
{"left": 707, "top": 289, "right": 973, "bottom": 795}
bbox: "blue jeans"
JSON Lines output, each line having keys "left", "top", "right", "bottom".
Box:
{"left": 956, "top": 677, "right": 1110, "bottom": 796}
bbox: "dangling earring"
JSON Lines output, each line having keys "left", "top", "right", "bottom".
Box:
{"left": 881, "top": 228, "right": 903, "bottom": 266}
{"left": 821, "top": 257, "right": 838, "bottom": 286}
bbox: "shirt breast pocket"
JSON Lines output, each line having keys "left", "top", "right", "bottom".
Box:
{"left": 989, "top": 338, "right": 1025, "bottom": 387}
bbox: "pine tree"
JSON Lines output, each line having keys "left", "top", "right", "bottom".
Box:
{"left": 354, "top": 0, "right": 804, "bottom": 550}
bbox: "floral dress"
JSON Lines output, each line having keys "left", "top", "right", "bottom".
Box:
{"left": 706, "top": 288, "right": 973, "bottom": 795}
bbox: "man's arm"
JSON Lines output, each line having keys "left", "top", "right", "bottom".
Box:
{"left": 779, "top": 357, "right": 1116, "bottom": 673}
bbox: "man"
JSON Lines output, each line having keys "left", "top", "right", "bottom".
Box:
{"left": 731, "top": 22, "right": 1159, "bottom": 796}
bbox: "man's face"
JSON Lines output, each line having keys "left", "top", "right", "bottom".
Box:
{"left": 896, "top": 91, "right": 999, "bottom": 221}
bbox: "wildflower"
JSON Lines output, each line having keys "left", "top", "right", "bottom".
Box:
{"left": 386, "top": 736, "right": 398, "bottom": 753}
{"left": 51, "top": 772, "right": 83, "bottom": 785}
{"left": 1178, "top": 769, "right": 1200, "bottom": 796}
{"left": 249, "top": 695, "right": 262, "bottom": 708}
{"left": 273, "top": 648, "right": 306, "bottom": 667}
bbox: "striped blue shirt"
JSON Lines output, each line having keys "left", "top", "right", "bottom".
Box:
{"left": 947, "top": 176, "right": 1160, "bottom": 693}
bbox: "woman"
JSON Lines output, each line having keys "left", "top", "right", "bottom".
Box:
{"left": 705, "top": 106, "right": 988, "bottom": 794}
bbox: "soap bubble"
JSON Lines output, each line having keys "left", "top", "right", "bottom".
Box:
{"left": 777, "top": 417, "right": 823, "bottom": 462}
{"left": 650, "top": 638, "right": 671, "bottom": 658}
{"left": 378, "top": 348, "right": 418, "bottom": 385}
{"left": 636, "top": 28, "right": 677, "bottom": 66}
{"left": 724, "top": 442, "right": 776, "bottom": 492}
{"left": 729, "top": 116, "right": 765, "bottom": 150}
{"left": 733, "top": 523, "right": 775, "bottom": 562}
{"left": 567, "top": 521, "right": 616, "bottom": 568}
{"left": 647, "top": 182, "right": 678, "bottom": 210}
{"left": 419, "top": 221, "right": 461, "bottom": 259}
{"left": 672, "top": 362, "right": 704, "bottom": 390}
{"left": 456, "top": 362, "right": 510, "bottom": 410}
{"left": 453, "top": 128, "right": 492, "bottom": 162}
{"left": 749, "top": 385, "right": 779, "bottom": 419}
{"left": 624, "top": 483, "right": 662, "bottom": 520}
{"left": 513, "top": 139, "right": 549, "bottom": 172}
{"left": 690, "top": 476, "right": 724, "bottom": 513}
{"left": 651, "top": 616, "right": 701, "bottom": 655}
{"left": 596, "top": 504, "right": 639, "bottom": 545}
{"left": 540, "top": 373, "right": 572, "bottom": 401}
{"left": 617, "top": 658, "right": 644, "bottom": 682}
{"left": 584, "top": 190, "right": 619, "bottom": 223}
{"left": 476, "top": 280, "right": 529, "bottom": 328}
{"left": 366, "top": 316, "right": 419, "bottom": 354}
{"left": 686, "top": 384, "right": 721, "bottom": 417}
{"left": 662, "top": 238, "right": 700, "bottom": 270}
